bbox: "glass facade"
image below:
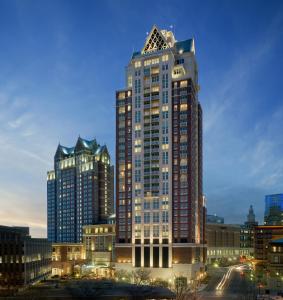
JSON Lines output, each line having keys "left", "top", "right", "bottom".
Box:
{"left": 265, "top": 194, "right": 283, "bottom": 226}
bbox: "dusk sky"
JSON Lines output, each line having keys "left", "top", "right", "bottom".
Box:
{"left": 0, "top": 0, "right": 282, "bottom": 237}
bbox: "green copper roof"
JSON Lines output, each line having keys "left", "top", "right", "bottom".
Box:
{"left": 131, "top": 38, "right": 194, "bottom": 59}
{"left": 60, "top": 146, "right": 74, "bottom": 155}
{"left": 175, "top": 39, "right": 194, "bottom": 53}
{"left": 55, "top": 137, "right": 109, "bottom": 159}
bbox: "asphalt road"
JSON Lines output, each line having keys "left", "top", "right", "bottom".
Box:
{"left": 199, "top": 265, "right": 256, "bottom": 300}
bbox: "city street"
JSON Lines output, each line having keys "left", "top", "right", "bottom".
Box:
{"left": 199, "top": 265, "right": 256, "bottom": 300}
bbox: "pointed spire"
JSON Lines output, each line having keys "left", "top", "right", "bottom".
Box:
{"left": 247, "top": 204, "right": 256, "bottom": 224}
{"left": 142, "top": 25, "right": 169, "bottom": 54}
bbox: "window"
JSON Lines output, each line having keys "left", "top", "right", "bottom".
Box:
{"left": 134, "top": 61, "right": 141, "bottom": 68}
{"left": 134, "top": 79, "right": 141, "bottom": 94}
{"left": 144, "top": 68, "right": 150, "bottom": 76}
{"left": 135, "top": 170, "right": 141, "bottom": 182}
{"left": 144, "top": 226, "right": 150, "bottom": 237}
{"left": 135, "top": 157, "right": 141, "bottom": 168}
{"left": 162, "top": 73, "right": 168, "bottom": 88}
{"left": 162, "top": 91, "right": 168, "bottom": 104}
{"left": 144, "top": 212, "right": 150, "bottom": 223}
{"left": 152, "top": 75, "right": 159, "bottom": 83}
{"left": 135, "top": 70, "right": 141, "bottom": 76}
{"left": 162, "top": 55, "right": 169, "bottom": 62}
{"left": 135, "top": 213, "right": 141, "bottom": 224}
{"left": 162, "top": 64, "right": 168, "bottom": 71}
{"left": 153, "top": 225, "right": 159, "bottom": 237}
{"left": 162, "top": 171, "right": 169, "bottom": 181}
{"left": 176, "top": 58, "right": 184, "bottom": 65}
{"left": 162, "top": 182, "right": 169, "bottom": 195}
{"left": 153, "top": 212, "right": 159, "bottom": 223}
{"left": 162, "top": 111, "right": 168, "bottom": 119}
{"left": 144, "top": 201, "right": 150, "bottom": 210}
{"left": 135, "top": 129, "right": 141, "bottom": 138}
{"left": 135, "top": 96, "right": 141, "bottom": 109}
{"left": 162, "top": 136, "right": 168, "bottom": 145}
{"left": 153, "top": 199, "right": 159, "bottom": 209}
{"left": 162, "top": 211, "right": 169, "bottom": 223}
{"left": 162, "top": 121, "right": 168, "bottom": 134}
{"left": 162, "top": 152, "right": 168, "bottom": 164}
{"left": 135, "top": 111, "right": 141, "bottom": 123}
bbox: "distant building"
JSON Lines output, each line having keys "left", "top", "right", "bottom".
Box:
{"left": 264, "top": 194, "right": 283, "bottom": 226}
{"left": 207, "top": 214, "right": 224, "bottom": 224}
{"left": 0, "top": 226, "right": 51, "bottom": 292}
{"left": 51, "top": 243, "right": 85, "bottom": 276}
{"left": 254, "top": 226, "right": 283, "bottom": 293}
{"left": 254, "top": 225, "right": 283, "bottom": 261}
{"left": 267, "top": 238, "right": 283, "bottom": 292}
{"left": 47, "top": 137, "right": 114, "bottom": 243}
{"left": 83, "top": 221, "right": 116, "bottom": 277}
{"left": 206, "top": 224, "right": 249, "bottom": 263}
{"left": 240, "top": 205, "right": 258, "bottom": 256}
{"left": 116, "top": 24, "right": 205, "bottom": 281}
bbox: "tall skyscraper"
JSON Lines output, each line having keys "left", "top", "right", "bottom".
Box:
{"left": 264, "top": 194, "right": 283, "bottom": 225}
{"left": 47, "top": 137, "right": 114, "bottom": 243}
{"left": 115, "top": 25, "right": 206, "bottom": 280}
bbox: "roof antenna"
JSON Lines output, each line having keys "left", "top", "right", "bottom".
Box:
{"left": 170, "top": 24, "right": 176, "bottom": 38}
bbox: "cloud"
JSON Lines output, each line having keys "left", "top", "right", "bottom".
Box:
{"left": 204, "top": 12, "right": 283, "bottom": 221}
{"left": 8, "top": 113, "right": 33, "bottom": 129}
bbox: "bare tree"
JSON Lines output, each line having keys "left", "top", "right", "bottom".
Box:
{"left": 132, "top": 268, "right": 151, "bottom": 285}
{"left": 174, "top": 276, "right": 192, "bottom": 300}
{"left": 115, "top": 269, "right": 132, "bottom": 282}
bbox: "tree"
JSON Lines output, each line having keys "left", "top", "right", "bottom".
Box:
{"left": 152, "top": 278, "right": 169, "bottom": 288}
{"left": 174, "top": 276, "right": 191, "bottom": 300}
{"left": 115, "top": 269, "right": 132, "bottom": 282}
{"left": 132, "top": 268, "right": 151, "bottom": 285}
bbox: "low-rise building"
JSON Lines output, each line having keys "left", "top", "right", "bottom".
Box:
{"left": 0, "top": 226, "right": 51, "bottom": 292}
{"left": 267, "top": 238, "right": 283, "bottom": 292}
{"left": 51, "top": 243, "right": 85, "bottom": 276}
{"left": 254, "top": 226, "right": 283, "bottom": 261}
{"left": 206, "top": 224, "right": 249, "bottom": 264}
{"left": 253, "top": 226, "right": 283, "bottom": 293}
{"left": 207, "top": 214, "right": 224, "bottom": 224}
{"left": 83, "top": 222, "right": 115, "bottom": 277}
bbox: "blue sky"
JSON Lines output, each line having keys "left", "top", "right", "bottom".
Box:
{"left": 0, "top": 0, "right": 282, "bottom": 237}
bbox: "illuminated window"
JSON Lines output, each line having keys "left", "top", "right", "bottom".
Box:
{"left": 134, "top": 61, "right": 141, "bottom": 68}
{"left": 162, "top": 54, "right": 169, "bottom": 62}
{"left": 118, "top": 92, "right": 125, "bottom": 100}
{"left": 119, "top": 107, "right": 125, "bottom": 114}
{"left": 180, "top": 104, "right": 187, "bottom": 111}
{"left": 128, "top": 76, "right": 132, "bottom": 88}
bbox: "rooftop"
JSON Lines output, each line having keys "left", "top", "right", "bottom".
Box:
{"left": 132, "top": 25, "right": 195, "bottom": 59}
{"left": 55, "top": 136, "right": 109, "bottom": 160}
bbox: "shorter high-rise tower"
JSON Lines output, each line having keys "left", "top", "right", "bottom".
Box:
{"left": 246, "top": 205, "right": 256, "bottom": 225}
{"left": 240, "top": 205, "right": 258, "bottom": 253}
{"left": 47, "top": 137, "right": 114, "bottom": 243}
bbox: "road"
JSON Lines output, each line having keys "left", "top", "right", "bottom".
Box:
{"left": 198, "top": 265, "right": 256, "bottom": 300}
